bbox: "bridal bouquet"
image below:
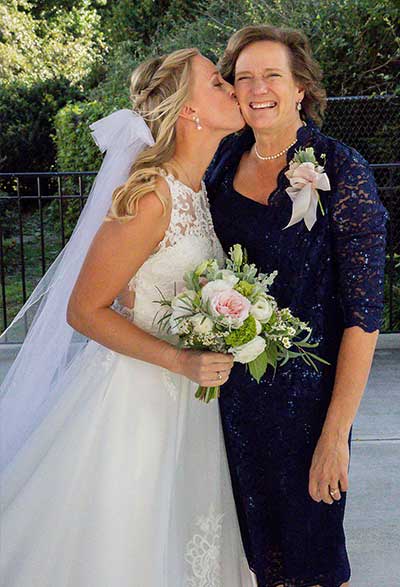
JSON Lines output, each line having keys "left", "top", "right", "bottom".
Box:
{"left": 156, "top": 244, "right": 329, "bottom": 403}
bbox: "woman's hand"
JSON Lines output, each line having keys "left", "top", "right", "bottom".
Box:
{"left": 172, "top": 349, "right": 234, "bottom": 387}
{"left": 308, "top": 432, "right": 350, "bottom": 504}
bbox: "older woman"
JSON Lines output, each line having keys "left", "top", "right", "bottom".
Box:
{"left": 206, "top": 25, "right": 388, "bottom": 587}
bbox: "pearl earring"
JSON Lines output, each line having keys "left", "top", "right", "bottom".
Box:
{"left": 297, "top": 101, "right": 302, "bottom": 111}
{"left": 193, "top": 115, "right": 202, "bottom": 130}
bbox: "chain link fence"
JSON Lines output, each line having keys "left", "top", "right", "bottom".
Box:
{"left": 323, "top": 95, "right": 399, "bottom": 164}
{"left": 1, "top": 96, "right": 399, "bottom": 340}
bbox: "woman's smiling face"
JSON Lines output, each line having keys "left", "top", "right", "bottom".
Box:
{"left": 234, "top": 40, "right": 304, "bottom": 132}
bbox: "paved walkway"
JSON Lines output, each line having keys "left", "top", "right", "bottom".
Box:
{"left": 1, "top": 339, "right": 399, "bottom": 585}
{"left": 347, "top": 346, "right": 400, "bottom": 586}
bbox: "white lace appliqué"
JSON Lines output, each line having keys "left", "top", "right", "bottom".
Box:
{"left": 110, "top": 173, "right": 224, "bottom": 337}
{"left": 185, "top": 504, "right": 224, "bottom": 587}
{"left": 158, "top": 174, "right": 220, "bottom": 256}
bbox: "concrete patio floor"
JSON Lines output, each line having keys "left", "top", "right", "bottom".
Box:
{"left": 346, "top": 343, "right": 400, "bottom": 586}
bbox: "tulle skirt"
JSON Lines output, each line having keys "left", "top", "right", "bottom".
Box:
{"left": 1, "top": 340, "right": 255, "bottom": 586}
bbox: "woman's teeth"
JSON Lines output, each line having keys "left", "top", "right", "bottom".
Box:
{"left": 250, "top": 101, "right": 277, "bottom": 110}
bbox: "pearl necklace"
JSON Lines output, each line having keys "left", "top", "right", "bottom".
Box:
{"left": 254, "top": 139, "right": 297, "bottom": 161}
{"left": 254, "top": 122, "right": 306, "bottom": 161}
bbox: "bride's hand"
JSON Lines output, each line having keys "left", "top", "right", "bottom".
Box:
{"left": 172, "top": 349, "right": 234, "bottom": 387}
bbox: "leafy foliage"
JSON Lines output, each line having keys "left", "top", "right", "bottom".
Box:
{"left": 0, "top": 78, "right": 83, "bottom": 171}
{"left": 2, "top": 0, "right": 398, "bottom": 172}
{"left": 0, "top": 0, "right": 107, "bottom": 87}
{"left": 54, "top": 101, "right": 110, "bottom": 172}
{"left": 0, "top": 0, "right": 107, "bottom": 171}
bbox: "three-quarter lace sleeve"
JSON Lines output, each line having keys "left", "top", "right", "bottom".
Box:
{"left": 330, "top": 150, "right": 388, "bottom": 332}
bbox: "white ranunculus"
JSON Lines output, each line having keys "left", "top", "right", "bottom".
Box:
{"left": 250, "top": 295, "right": 275, "bottom": 323}
{"left": 191, "top": 313, "right": 214, "bottom": 334}
{"left": 201, "top": 279, "right": 232, "bottom": 304}
{"left": 255, "top": 319, "right": 262, "bottom": 335}
{"left": 219, "top": 270, "right": 239, "bottom": 287}
{"left": 230, "top": 336, "right": 266, "bottom": 364}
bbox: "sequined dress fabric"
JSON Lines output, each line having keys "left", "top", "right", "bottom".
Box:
{"left": 206, "top": 121, "right": 388, "bottom": 587}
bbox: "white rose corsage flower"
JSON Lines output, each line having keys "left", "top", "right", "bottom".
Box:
{"left": 283, "top": 147, "right": 330, "bottom": 231}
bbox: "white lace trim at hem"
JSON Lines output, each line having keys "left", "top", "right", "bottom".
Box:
{"left": 185, "top": 503, "right": 224, "bottom": 587}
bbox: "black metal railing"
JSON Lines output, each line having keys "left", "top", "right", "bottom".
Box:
{"left": 1, "top": 164, "right": 399, "bottom": 341}
{"left": 0, "top": 172, "right": 95, "bottom": 341}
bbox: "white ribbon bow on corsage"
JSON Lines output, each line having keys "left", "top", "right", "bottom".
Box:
{"left": 283, "top": 157, "right": 331, "bottom": 231}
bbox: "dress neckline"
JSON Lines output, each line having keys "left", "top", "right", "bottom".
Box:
{"left": 165, "top": 172, "right": 204, "bottom": 196}
{"left": 230, "top": 120, "right": 315, "bottom": 208}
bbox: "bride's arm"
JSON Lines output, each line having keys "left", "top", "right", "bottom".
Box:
{"left": 67, "top": 190, "right": 233, "bottom": 387}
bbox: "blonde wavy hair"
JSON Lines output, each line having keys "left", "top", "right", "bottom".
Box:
{"left": 219, "top": 25, "right": 327, "bottom": 125}
{"left": 107, "top": 47, "right": 200, "bottom": 222}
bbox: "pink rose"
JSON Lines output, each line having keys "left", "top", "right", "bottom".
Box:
{"left": 210, "top": 289, "right": 250, "bottom": 324}
{"left": 286, "top": 161, "right": 319, "bottom": 189}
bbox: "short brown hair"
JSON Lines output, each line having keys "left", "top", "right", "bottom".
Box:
{"left": 219, "top": 24, "right": 327, "bottom": 125}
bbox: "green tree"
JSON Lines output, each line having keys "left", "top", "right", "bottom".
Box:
{"left": 0, "top": 0, "right": 107, "bottom": 87}
{"left": 0, "top": 0, "right": 108, "bottom": 170}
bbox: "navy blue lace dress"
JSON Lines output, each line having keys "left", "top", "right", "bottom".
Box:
{"left": 206, "top": 120, "right": 388, "bottom": 587}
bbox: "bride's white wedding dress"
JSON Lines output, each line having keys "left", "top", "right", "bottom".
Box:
{"left": 0, "top": 173, "right": 255, "bottom": 587}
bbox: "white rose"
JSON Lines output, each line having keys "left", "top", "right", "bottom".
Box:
{"left": 219, "top": 270, "right": 239, "bottom": 287}
{"left": 201, "top": 279, "right": 232, "bottom": 304}
{"left": 229, "top": 336, "right": 266, "bottom": 364}
{"left": 191, "top": 313, "right": 214, "bottom": 334}
{"left": 250, "top": 295, "right": 275, "bottom": 323}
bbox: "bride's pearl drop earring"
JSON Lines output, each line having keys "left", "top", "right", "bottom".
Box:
{"left": 297, "top": 101, "right": 302, "bottom": 111}
{"left": 193, "top": 115, "right": 202, "bottom": 130}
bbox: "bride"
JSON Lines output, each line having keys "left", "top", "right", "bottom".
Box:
{"left": 0, "top": 48, "right": 255, "bottom": 586}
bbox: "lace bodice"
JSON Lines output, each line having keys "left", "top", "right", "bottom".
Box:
{"left": 112, "top": 173, "right": 223, "bottom": 334}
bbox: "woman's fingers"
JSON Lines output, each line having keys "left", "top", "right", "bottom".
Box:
{"left": 180, "top": 350, "right": 234, "bottom": 386}
{"left": 196, "top": 352, "right": 233, "bottom": 386}
{"left": 329, "top": 481, "right": 342, "bottom": 501}
{"left": 308, "top": 476, "right": 321, "bottom": 503}
{"left": 318, "top": 481, "right": 334, "bottom": 505}
{"left": 310, "top": 475, "right": 348, "bottom": 505}
{"left": 308, "top": 434, "right": 350, "bottom": 505}
{"left": 339, "top": 472, "right": 349, "bottom": 492}
{"left": 201, "top": 351, "right": 234, "bottom": 367}
{"left": 317, "top": 480, "right": 345, "bottom": 505}
{"left": 200, "top": 368, "right": 231, "bottom": 387}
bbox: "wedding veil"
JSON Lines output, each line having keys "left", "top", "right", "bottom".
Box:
{"left": 0, "top": 109, "right": 154, "bottom": 471}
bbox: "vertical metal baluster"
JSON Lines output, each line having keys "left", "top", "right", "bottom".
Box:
{"left": 17, "top": 177, "right": 27, "bottom": 302}
{"left": 78, "top": 174, "right": 84, "bottom": 212}
{"left": 58, "top": 175, "right": 65, "bottom": 248}
{"left": 37, "top": 176, "right": 46, "bottom": 275}
{"left": 0, "top": 226, "right": 7, "bottom": 335}
{"left": 16, "top": 177, "right": 28, "bottom": 337}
